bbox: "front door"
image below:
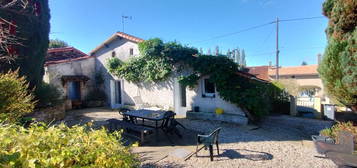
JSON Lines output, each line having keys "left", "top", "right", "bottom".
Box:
{"left": 174, "top": 78, "right": 187, "bottom": 116}
{"left": 110, "top": 80, "right": 122, "bottom": 109}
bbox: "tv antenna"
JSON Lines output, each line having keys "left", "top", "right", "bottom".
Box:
{"left": 122, "top": 15, "right": 132, "bottom": 33}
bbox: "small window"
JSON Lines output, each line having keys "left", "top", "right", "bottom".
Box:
{"left": 112, "top": 51, "right": 116, "bottom": 57}
{"left": 202, "top": 78, "right": 215, "bottom": 98}
{"left": 129, "top": 48, "right": 134, "bottom": 56}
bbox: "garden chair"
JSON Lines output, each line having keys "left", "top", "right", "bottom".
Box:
{"left": 133, "top": 96, "right": 150, "bottom": 109}
{"left": 161, "top": 111, "right": 186, "bottom": 138}
{"left": 312, "top": 131, "right": 357, "bottom": 167}
{"left": 196, "top": 127, "right": 221, "bottom": 161}
{"left": 118, "top": 108, "right": 137, "bottom": 123}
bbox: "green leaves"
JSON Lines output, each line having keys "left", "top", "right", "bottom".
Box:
{"left": 0, "top": 70, "right": 35, "bottom": 123}
{"left": 107, "top": 38, "right": 287, "bottom": 120}
{"left": 0, "top": 123, "right": 138, "bottom": 168}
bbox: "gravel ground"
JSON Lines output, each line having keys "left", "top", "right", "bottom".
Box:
{"left": 59, "top": 108, "right": 336, "bottom": 168}
{"left": 143, "top": 116, "right": 336, "bottom": 168}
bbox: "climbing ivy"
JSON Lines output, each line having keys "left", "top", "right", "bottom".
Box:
{"left": 108, "top": 39, "right": 287, "bottom": 121}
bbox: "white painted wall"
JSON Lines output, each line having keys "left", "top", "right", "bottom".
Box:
{"left": 186, "top": 78, "right": 246, "bottom": 116}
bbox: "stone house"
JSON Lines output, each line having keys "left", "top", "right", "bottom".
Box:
{"left": 44, "top": 47, "right": 96, "bottom": 109}
{"left": 90, "top": 32, "right": 256, "bottom": 125}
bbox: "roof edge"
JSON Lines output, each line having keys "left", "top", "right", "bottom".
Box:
{"left": 89, "top": 32, "right": 144, "bottom": 55}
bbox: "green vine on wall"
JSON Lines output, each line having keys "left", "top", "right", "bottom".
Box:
{"left": 107, "top": 38, "right": 288, "bottom": 121}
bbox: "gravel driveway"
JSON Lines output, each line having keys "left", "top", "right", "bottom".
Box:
{"left": 143, "top": 116, "right": 336, "bottom": 168}
{"left": 60, "top": 108, "right": 337, "bottom": 168}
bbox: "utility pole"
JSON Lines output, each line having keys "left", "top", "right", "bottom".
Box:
{"left": 275, "top": 17, "right": 280, "bottom": 80}
{"left": 122, "top": 15, "right": 132, "bottom": 33}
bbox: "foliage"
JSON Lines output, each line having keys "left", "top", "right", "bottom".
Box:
{"left": 320, "top": 121, "right": 357, "bottom": 148}
{"left": 0, "top": 70, "right": 35, "bottom": 123}
{"left": 108, "top": 39, "right": 288, "bottom": 121}
{"left": 49, "top": 39, "right": 69, "bottom": 48}
{"left": 0, "top": 0, "right": 51, "bottom": 88}
{"left": 319, "top": 0, "right": 357, "bottom": 111}
{"left": 0, "top": 123, "right": 139, "bottom": 167}
{"left": 301, "top": 61, "right": 308, "bottom": 66}
{"left": 34, "top": 82, "right": 63, "bottom": 108}
{"left": 86, "top": 88, "right": 107, "bottom": 102}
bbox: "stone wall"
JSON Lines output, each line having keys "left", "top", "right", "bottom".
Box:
{"left": 31, "top": 104, "right": 66, "bottom": 122}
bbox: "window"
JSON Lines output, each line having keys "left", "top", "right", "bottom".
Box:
{"left": 111, "top": 51, "right": 116, "bottom": 57}
{"left": 202, "top": 78, "right": 215, "bottom": 98}
{"left": 129, "top": 48, "right": 134, "bottom": 56}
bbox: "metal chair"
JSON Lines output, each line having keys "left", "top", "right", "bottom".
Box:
{"left": 161, "top": 111, "right": 185, "bottom": 138}
{"left": 118, "top": 108, "right": 137, "bottom": 123}
{"left": 196, "top": 127, "right": 221, "bottom": 161}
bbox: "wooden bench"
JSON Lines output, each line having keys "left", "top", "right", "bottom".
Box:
{"left": 106, "top": 119, "right": 154, "bottom": 143}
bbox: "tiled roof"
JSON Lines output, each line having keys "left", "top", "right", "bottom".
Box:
{"left": 45, "top": 47, "right": 92, "bottom": 66}
{"left": 247, "top": 66, "right": 271, "bottom": 81}
{"left": 90, "top": 32, "right": 144, "bottom": 55}
{"left": 268, "top": 65, "right": 318, "bottom": 76}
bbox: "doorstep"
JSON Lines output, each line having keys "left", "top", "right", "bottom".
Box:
{"left": 187, "top": 111, "right": 248, "bottom": 125}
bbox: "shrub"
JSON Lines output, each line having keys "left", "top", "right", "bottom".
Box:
{"left": 86, "top": 88, "right": 107, "bottom": 102}
{"left": 320, "top": 122, "right": 357, "bottom": 148}
{"left": 34, "top": 82, "right": 63, "bottom": 108}
{"left": 0, "top": 123, "right": 139, "bottom": 167}
{"left": 319, "top": 0, "right": 357, "bottom": 112}
{"left": 0, "top": 71, "right": 35, "bottom": 123}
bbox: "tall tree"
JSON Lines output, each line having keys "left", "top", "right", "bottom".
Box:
{"left": 199, "top": 48, "right": 204, "bottom": 55}
{"left": 241, "top": 49, "right": 246, "bottom": 67}
{"left": 215, "top": 46, "right": 219, "bottom": 56}
{"left": 301, "top": 61, "right": 308, "bottom": 66}
{"left": 235, "top": 48, "right": 241, "bottom": 65}
{"left": 318, "top": 0, "right": 357, "bottom": 112}
{"left": 0, "top": 0, "right": 51, "bottom": 88}
{"left": 49, "top": 39, "right": 69, "bottom": 48}
{"left": 226, "top": 49, "right": 231, "bottom": 59}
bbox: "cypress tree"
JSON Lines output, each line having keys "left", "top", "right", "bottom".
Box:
{"left": 0, "top": 0, "right": 51, "bottom": 88}
{"left": 318, "top": 0, "right": 357, "bottom": 111}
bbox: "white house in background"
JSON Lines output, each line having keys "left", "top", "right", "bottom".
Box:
{"left": 90, "top": 32, "right": 253, "bottom": 125}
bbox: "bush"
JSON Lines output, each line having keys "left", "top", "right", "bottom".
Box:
{"left": 0, "top": 71, "right": 35, "bottom": 123}
{"left": 86, "top": 88, "right": 107, "bottom": 102}
{"left": 0, "top": 123, "right": 139, "bottom": 167}
{"left": 34, "top": 82, "right": 63, "bottom": 108}
{"left": 320, "top": 122, "right": 357, "bottom": 148}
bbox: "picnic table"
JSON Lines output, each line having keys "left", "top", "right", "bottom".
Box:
{"left": 123, "top": 109, "right": 169, "bottom": 128}
{"left": 122, "top": 109, "right": 179, "bottom": 144}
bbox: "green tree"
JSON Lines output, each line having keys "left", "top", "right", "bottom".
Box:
{"left": 318, "top": 0, "right": 357, "bottom": 112}
{"left": 241, "top": 49, "right": 247, "bottom": 67}
{"left": 301, "top": 61, "right": 308, "bottom": 66}
{"left": 0, "top": 0, "right": 51, "bottom": 88}
{"left": 49, "top": 39, "right": 69, "bottom": 48}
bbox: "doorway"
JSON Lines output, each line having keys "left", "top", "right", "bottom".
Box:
{"left": 174, "top": 78, "right": 187, "bottom": 116}
{"left": 110, "top": 80, "right": 122, "bottom": 109}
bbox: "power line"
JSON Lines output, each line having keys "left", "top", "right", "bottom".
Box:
{"left": 279, "top": 16, "right": 325, "bottom": 22}
{"left": 194, "top": 21, "right": 275, "bottom": 43}
{"left": 193, "top": 16, "right": 325, "bottom": 44}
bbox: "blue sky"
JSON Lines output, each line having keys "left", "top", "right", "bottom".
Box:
{"left": 49, "top": 0, "right": 328, "bottom": 66}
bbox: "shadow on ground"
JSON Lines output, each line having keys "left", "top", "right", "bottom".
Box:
{"left": 58, "top": 108, "right": 333, "bottom": 146}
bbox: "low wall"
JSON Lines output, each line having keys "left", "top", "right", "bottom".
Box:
{"left": 187, "top": 111, "right": 248, "bottom": 125}
{"left": 31, "top": 104, "right": 66, "bottom": 122}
